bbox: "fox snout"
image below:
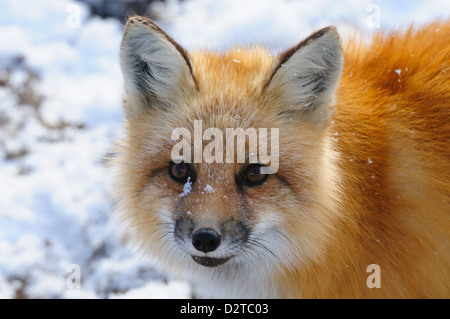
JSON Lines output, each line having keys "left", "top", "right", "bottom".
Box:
{"left": 192, "top": 229, "right": 221, "bottom": 253}
{"left": 174, "top": 215, "right": 250, "bottom": 267}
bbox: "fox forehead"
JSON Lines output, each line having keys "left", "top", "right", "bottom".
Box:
{"left": 162, "top": 47, "right": 281, "bottom": 133}
{"left": 189, "top": 47, "right": 275, "bottom": 97}
{"left": 126, "top": 49, "right": 280, "bottom": 144}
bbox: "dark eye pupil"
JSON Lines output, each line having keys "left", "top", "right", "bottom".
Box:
{"left": 244, "top": 164, "right": 267, "bottom": 185}
{"left": 170, "top": 162, "right": 189, "bottom": 180}
{"left": 247, "top": 166, "right": 261, "bottom": 180}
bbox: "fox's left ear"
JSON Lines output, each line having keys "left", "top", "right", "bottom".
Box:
{"left": 120, "top": 16, "right": 197, "bottom": 118}
{"left": 264, "top": 27, "right": 343, "bottom": 124}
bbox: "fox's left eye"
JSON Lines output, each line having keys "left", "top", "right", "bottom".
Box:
{"left": 169, "top": 162, "right": 190, "bottom": 183}
{"left": 242, "top": 164, "right": 269, "bottom": 186}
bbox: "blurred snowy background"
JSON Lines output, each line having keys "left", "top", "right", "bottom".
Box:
{"left": 0, "top": 0, "right": 449, "bottom": 299}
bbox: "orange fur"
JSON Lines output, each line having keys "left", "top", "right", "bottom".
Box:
{"left": 114, "top": 18, "right": 450, "bottom": 298}
{"left": 296, "top": 22, "right": 450, "bottom": 298}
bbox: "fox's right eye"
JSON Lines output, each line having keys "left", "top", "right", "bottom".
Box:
{"left": 241, "top": 164, "right": 269, "bottom": 187}
{"left": 169, "top": 162, "right": 190, "bottom": 183}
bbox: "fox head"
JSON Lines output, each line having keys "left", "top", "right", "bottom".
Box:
{"left": 115, "top": 16, "right": 343, "bottom": 296}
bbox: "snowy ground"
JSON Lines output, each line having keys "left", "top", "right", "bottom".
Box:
{"left": 0, "top": 0, "right": 448, "bottom": 299}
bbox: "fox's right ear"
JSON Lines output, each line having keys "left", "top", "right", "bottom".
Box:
{"left": 120, "top": 16, "right": 196, "bottom": 118}
{"left": 264, "top": 27, "right": 343, "bottom": 126}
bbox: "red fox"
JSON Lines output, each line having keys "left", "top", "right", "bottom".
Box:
{"left": 113, "top": 16, "right": 450, "bottom": 298}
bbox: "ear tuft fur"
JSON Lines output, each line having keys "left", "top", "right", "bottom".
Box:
{"left": 264, "top": 27, "right": 343, "bottom": 124}
{"left": 120, "top": 16, "right": 196, "bottom": 117}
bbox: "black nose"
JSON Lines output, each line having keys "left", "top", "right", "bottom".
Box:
{"left": 192, "top": 229, "right": 221, "bottom": 253}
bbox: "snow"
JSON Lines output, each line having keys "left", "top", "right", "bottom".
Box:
{"left": 0, "top": 0, "right": 448, "bottom": 299}
{"left": 204, "top": 184, "right": 214, "bottom": 194}
{"left": 110, "top": 280, "right": 191, "bottom": 299}
{"left": 179, "top": 177, "right": 192, "bottom": 197}
{"left": 153, "top": 0, "right": 450, "bottom": 51}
